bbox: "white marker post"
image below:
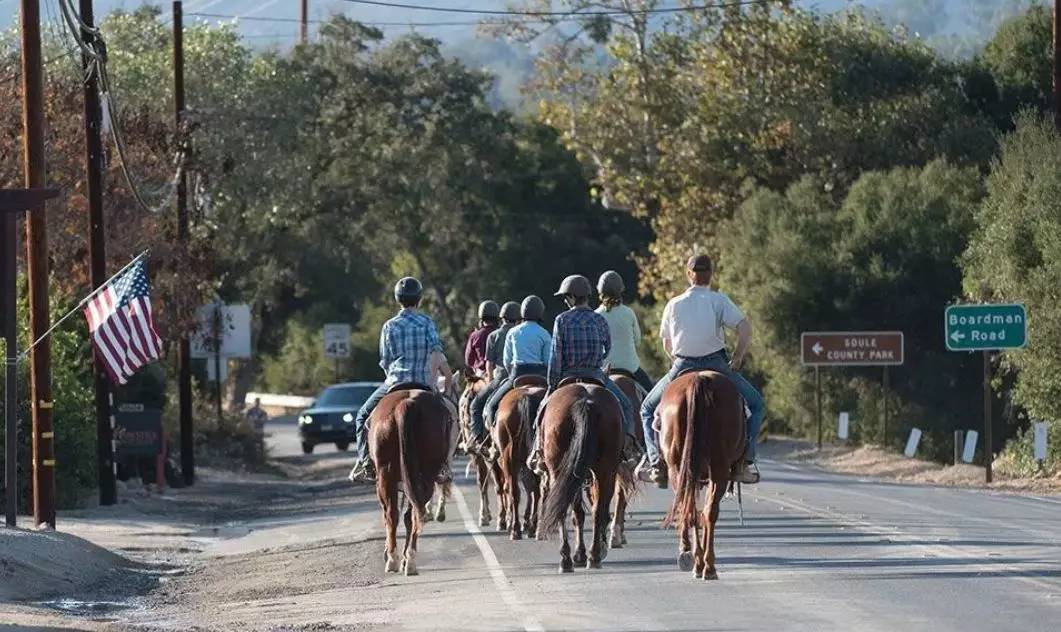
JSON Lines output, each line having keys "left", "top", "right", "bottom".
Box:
{"left": 837, "top": 412, "right": 850, "bottom": 441}
{"left": 904, "top": 428, "right": 922, "bottom": 458}
{"left": 1033, "top": 422, "right": 1047, "bottom": 464}
{"left": 962, "top": 430, "right": 978, "bottom": 464}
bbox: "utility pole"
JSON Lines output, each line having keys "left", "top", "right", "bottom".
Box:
{"left": 78, "top": 0, "right": 116, "bottom": 507}
{"left": 301, "top": 0, "right": 309, "bottom": 44}
{"left": 1054, "top": 0, "right": 1060, "bottom": 130}
{"left": 20, "top": 0, "right": 56, "bottom": 528}
{"left": 173, "top": 1, "right": 194, "bottom": 486}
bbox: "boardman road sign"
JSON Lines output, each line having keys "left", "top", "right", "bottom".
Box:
{"left": 323, "top": 323, "right": 352, "bottom": 359}
{"left": 801, "top": 332, "right": 904, "bottom": 367}
{"left": 944, "top": 304, "right": 1027, "bottom": 352}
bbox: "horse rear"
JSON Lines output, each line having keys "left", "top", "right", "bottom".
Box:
{"left": 370, "top": 389, "right": 451, "bottom": 576}
{"left": 539, "top": 383, "right": 627, "bottom": 572}
{"left": 493, "top": 381, "right": 545, "bottom": 540}
{"left": 459, "top": 374, "right": 500, "bottom": 526}
{"left": 609, "top": 372, "right": 643, "bottom": 548}
{"left": 660, "top": 371, "right": 745, "bottom": 580}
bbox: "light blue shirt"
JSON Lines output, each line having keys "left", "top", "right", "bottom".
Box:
{"left": 503, "top": 321, "right": 552, "bottom": 369}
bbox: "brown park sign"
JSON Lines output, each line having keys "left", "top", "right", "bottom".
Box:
{"left": 801, "top": 331, "right": 904, "bottom": 367}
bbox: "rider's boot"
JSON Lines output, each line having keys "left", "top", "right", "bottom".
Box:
{"left": 348, "top": 458, "right": 377, "bottom": 483}
{"left": 730, "top": 460, "right": 760, "bottom": 484}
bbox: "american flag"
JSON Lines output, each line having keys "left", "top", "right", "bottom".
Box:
{"left": 83, "top": 260, "right": 163, "bottom": 385}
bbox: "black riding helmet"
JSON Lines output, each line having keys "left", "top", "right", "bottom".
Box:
{"left": 478, "top": 300, "right": 501, "bottom": 321}
{"left": 597, "top": 270, "right": 625, "bottom": 297}
{"left": 500, "top": 301, "right": 521, "bottom": 323}
{"left": 521, "top": 295, "right": 545, "bottom": 321}
{"left": 394, "top": 277, "right": 423, "bottom": 302}
{"left": 554, "top": 275, "right": 592, "bottom": 300}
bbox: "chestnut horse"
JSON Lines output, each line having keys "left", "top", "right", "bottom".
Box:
{"left": 660, "top": 370, "right": 745, "bottom": 580}
{"left": 459, "top": 371, "right": 500, "bottom": 526}
{"left": 370, "top": 386, "right": 453, "bottom": 576}
{"left": 608, "top": 371, "right": 643, "bottom": 548}
{"left": 492, "top": 375, "right": 546, "bottom": 540}
{"left": 538, "top": 381, "right": 633, "bottom": 572}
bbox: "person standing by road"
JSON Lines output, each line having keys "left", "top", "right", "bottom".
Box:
{"left": 245, "top": 397, "right": 269, "bottom": 461}
{"left": 637, "top": 255, "right": 764, "bottom": 486}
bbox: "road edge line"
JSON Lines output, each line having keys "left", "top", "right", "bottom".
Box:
{"left": 452, "top": 482, "right": 546, "bottom": 632}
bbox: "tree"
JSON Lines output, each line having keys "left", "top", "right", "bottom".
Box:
{"left": 720, "top": 161, "right": 985, "bottom": 460}
{"left": 964, "top": 113, "right": 1061, "bottom": 439}
{"left": 981, "top": 3, "right": 1053, "bottom": 116}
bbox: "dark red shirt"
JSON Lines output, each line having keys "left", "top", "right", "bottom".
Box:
{"left": 464, "top": 325, "right": 497, "bottom": 373}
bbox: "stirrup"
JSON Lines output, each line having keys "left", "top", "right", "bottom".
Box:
{"left": 731, "top": 461, "right": 760, "bottom": 485}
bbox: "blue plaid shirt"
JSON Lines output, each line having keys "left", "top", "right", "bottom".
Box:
{"left": 548, "top": 307, "right": 611, "bottom": 387}
{"left": 379, "top": 309, "right": 444, "bottom": 385}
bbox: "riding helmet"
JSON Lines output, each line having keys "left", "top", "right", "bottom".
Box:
{"left": 597, "top": 270, "right": 625, "bottom": 297}
{"left": 521, "top": 295, "right": 545, "bottom": 321}
{"left": 553, "top": 275, "right": 592, "bottom": 299}
{"left": 500, "top": 301, "right": 521, "bottom": 323}
{"left": 478, "top": 300, "right": 501, "bottom": 321}
{"left": 394, "top": 277, "right": 423, "bottom": 302}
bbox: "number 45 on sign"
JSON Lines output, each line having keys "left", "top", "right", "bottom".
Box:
{"left": 323, "top": 323, "right": 351, "bottom": 359}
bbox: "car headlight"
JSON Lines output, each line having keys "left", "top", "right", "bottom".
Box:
{"left": 342, "top": 413, "right": 354, "bottom": 423}
{"left": 298, "top": 415, "right": 312, "bottom": 425}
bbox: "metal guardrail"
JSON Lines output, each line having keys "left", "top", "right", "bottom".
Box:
{"left": 244, "top": 392, "right": 315, "bottom": 412}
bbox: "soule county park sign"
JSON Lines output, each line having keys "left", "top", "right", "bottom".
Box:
{"left": 944, "top": 304, "right": 1027, "bottom": 351}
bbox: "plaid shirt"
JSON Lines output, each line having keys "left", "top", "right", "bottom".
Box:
{"left": 380, "top": 309, "right": 444, "bottom": 385}
{"left": 548, "top": 306, "right": 611, "bottom": 387}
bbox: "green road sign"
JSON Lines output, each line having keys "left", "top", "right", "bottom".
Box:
{"left": 945, "top": 303, "right": 1027, "bottom": 351}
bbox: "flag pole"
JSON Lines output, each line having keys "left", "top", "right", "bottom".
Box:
{"left": 17, "top": 249, "right": 150, "bottom": 361}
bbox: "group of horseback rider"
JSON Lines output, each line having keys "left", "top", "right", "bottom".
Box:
{"left": 348, "top": 254, "right": 763, "bottom": 486}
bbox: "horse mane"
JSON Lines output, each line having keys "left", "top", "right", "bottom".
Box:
{"left": 539, "top": 393, "right": 598, "bottom": 535}
{"left": 665, "top": 374, "right": 713, "bottom": 531}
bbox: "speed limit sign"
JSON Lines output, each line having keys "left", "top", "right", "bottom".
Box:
{"left": 323, "top": 323, "right": 351, "bottom": 359}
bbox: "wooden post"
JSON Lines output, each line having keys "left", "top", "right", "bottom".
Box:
{"left": 882, "top": 366, "right": 889, "bottom": 446}
{"left": 301, "top": 0, "right": 309, "bottom": 44}
{"left": 984, "top": 351, "right": 993, "bottom": 483}
{"left": 1054, "top": 0, "right": 1060, "bottom": 130}
{"left": 20, "top": 0, "right": 56, "bottom": 528}
{"left": 174, "top": 1, "right": 194, "bottom": 486}
{"left": 78, "top": 0, "right": 116, "bottom": 507}
{"left": 815, "top": 366, "right": 822, "bottom": 450}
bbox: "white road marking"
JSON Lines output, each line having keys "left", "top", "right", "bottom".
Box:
{"left": 452, "top": 482, "right": 546, "bottom": 632}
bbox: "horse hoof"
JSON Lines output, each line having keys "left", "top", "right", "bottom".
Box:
{"left": 385, "top": 559, "right": 400, "bottom": 573}
{"left": 498, "top": 520, "right": 507, "bottom": 532}
{"left": 536, "top": 530, "right": 548, "bottom": 542}
{"left": 621, "top": 534, "right": 628, "bottom": 545}
{"left": 559, "top": 562, "right": 575, "bottom": 574}
{"left": 435, "top": 509, "right": 446, "bottom": 522}
{"left": 695, "top": 566, "right": 704, "bottom": 579}
{"left": 678, "top": 551, "right": 694, "bottom": 572}
{"left": 573, "top": 550, "right": 587, "bottom": 566}
{"left": 587, "top": 559, "right": 602, "bottom": 570}
{"left": 610, "top": 536, "right": 623, "bottom": 549}
{"left": 705, "top": 569, "right": 719, "bottom": 581}
{"left": 423, "top": 512, "right": 434, "bottom": 523}
{"left": 511, "top": 530, "right": 522, "bottom": 541}
{"left": 479, "top": 517, "right": 490, "bottom": 527}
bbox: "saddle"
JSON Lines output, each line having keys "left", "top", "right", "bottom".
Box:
{"left": 557, "top": 375, "right": 605, "bottom": 388}
{"left": 608, "top": 368, "right": 637, "bottom": 380}
{"left": 512, "top": 374, "right": 547, "bottom": 389}
{"left": 387, "top": 382, "right": 432, "bottom": 395}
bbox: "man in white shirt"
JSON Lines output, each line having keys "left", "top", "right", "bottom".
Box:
{"left": 637, "top": 254, "right": 764, "bottom": 486}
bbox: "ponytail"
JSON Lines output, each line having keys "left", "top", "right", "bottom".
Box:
{"left": 601, "top": 295, "right": 622, "bottom": 311}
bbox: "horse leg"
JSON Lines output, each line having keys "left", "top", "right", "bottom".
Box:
{"left": 494, "top": 461, "right": 508, "bottom": 532}
{"left": 704, "top": 479, "right": 727, "bottom": 580}
{"left": 558, "top": 508, "right": 574, "bottom": 574}
{"left": 610, "top": 479, "right": 626, "bottom": 549}
{"left": 403, "top": 502, "right": 422, "bottom": 577}
{"left": 694, "top": 484, "right": 709, "bottom": 579}
{"left": 477, "top": 456, "right": 492, "bottom": 527}
{"left": 675, "top": 470, "right": 695, "bottom": 573}
{"left": 509, "top": 460, "right": 523, "bottom": 540}
{"left": 379, "top": 476, "right": 400, "bottom": 574}
{"left": 433, "top": 483, "right": 447, "bottom": 523}
{"left": 536, "top": 474, "right": 550, "bottom": 541}
{"left": 590, "top": 475, "right": 616, "bottom": 569}
{"left": 572, "top": 494, "right": 588, "bottom": 566}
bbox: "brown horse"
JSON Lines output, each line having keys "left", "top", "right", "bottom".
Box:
{"left": 459, "top": 371, "right": 500, "bottom": 526}
{"left": 538, "top": 381, "right": 633, "bottom": 572}
{"left": 492, "top": 375, "right": 546, "bottom": 540}
{"left": 660, "top": 370, "right": 745, "bottom": 580}
{"left": 370, "top": 386, "right": 452, "bottom": 576}
{"left": 608, "top": 371, "right": 643, "bottom": 549}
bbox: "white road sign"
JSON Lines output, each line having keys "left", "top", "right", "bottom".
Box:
{"left": 904, "top": 428, "right": 922, "bottom": 458}
{"left": 1034, "top": 422, "right": 1047, "bottom": 462}
{"left": 323, "top": 323, "right": 351, "bottom": 359}
{"left": 837, "top": 412, "right": 850, "bottom": 440}
{"left": 962, "top": 430, "right": 979, "bottom": 464}
{"left": 191, "top": 303, "right": 252, "bottom": 359}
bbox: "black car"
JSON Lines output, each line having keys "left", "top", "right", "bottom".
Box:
{"left": 297, "top": 382, "right": 381, "bottom": 454}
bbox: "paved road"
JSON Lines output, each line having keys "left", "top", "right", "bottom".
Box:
{"left": 256, "top": 422, "right": 1061, "bottom": 631}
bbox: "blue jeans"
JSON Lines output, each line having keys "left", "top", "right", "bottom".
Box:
{"left": 640, "top": 352, "right": 764, "bottom": 466}
{"left": 483, "top": 364, "right": 547, "bottom": 430}
{"left": 470, "top": 376, "right": 506, "bottom": 438}
{"left": 354, "top": 383, "right": 390, "bottom": 461}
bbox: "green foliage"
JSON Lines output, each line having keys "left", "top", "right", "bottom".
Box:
{"left": 964, "top": 113, "right": 1061, "bottom": 467}
{"left": 260, "top": 320, "right": 341, "bottom": 396}
{"left": 720, "top": 161, "right": 985, "bottom": 460}
{"left": 981, "top": 3, "right": 1053, "bottom": 115}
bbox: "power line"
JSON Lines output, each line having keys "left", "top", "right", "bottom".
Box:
{"left": 337, "top": 0, "right": 768, "bottom": 17}
{"left": 187, "top": 12, "right": 502, "bottom": 27}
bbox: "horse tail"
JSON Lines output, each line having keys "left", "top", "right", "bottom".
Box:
{"left": 517, "top": 389, "right": 537, "bottom": 450}
{"left": 665, "top": 375, "right": 712, "bottom": 531}
{"left": 539, "top": 394, "right": 597, "bottom": 535}
{"left": 397, "top": 396, "right": 431, "bottom": 523}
